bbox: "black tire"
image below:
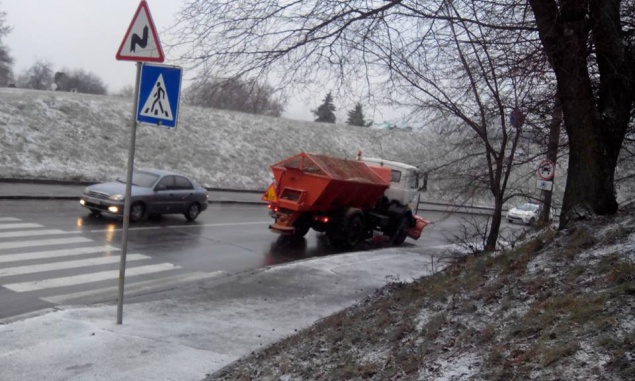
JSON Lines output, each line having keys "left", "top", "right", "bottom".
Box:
{"left": 390, "top": 219, "right": 408, "bottom": 246}
{"left": 185, "top": 203, "right": 201, "bottom": 221}
{"left": 392, "top": 226, "right": 408, "bottom": 246}
{"left": 529, "top": 217, "right": 536, "bottom": 226}
{"left": 129, "top": 202, "right": 145, "bottom": 223}
{"left": 292, "top": 213, "right": 311, "bottom": 237}
{"left": 344, "top": 214, "right": 364, "bottom": 249}
{"left": 326, "top": 214, "right": 364, "bottom": 250}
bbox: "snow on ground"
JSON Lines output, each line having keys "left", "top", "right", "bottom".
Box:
{"left": 0, "top": 88, "right": 431, "bottom": 190}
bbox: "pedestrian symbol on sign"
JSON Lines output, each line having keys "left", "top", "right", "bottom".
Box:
{"left": 140, "top": 74, "right": 173, "bottom": 120}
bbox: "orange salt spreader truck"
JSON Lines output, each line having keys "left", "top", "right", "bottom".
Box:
{"left": 262, "top": 152, "right": 430, "bottom": 249}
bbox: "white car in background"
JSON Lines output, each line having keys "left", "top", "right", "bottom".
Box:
{"left": 506, "top": 202, "right": 541, "bottom": 225}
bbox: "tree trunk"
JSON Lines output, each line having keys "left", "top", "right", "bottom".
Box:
{"left": 529, "top": 0, "right": 630, "bottom": 228}
{"left": 539, "top": 95, "right": 561, "bottom": 224}
{"left": 485, "top": 195, "right": 504, "bottom": 251}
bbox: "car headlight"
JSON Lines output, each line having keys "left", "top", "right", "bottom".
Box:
{"left": 108, "top": 194, "right": 125, "bottom": 201}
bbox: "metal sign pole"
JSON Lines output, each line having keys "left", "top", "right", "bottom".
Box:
{"left": 117, "top": 62, "right": 142, "bottom": 325}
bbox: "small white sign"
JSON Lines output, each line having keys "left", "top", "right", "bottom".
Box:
{"left": 536, "top": 179, "right": 553, "bottom": 191}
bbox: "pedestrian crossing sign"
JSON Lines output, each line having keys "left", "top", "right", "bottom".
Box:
{"left": 136, "top": 63, "right": 182, "bottom": 128}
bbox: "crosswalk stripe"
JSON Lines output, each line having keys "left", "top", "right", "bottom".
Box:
{"left": 0, "top": 217, "right": 21, "bottom": 222}
{"left": 41, "top": 271, "right": 225, "bottom": 304}
{"left": 0, "top": 229, "right": 73, "bottom": 239}
{"left": 4, "top": 263, "right": 181, "bottom": 292}
{"left": 0, "top": 245, "right": 120, "bottom": 264}
{"left": 0, "top": 223, "right": 43, "bottom": 230}
{"left": 0, "top": 253, "right": 150, "bottom": 277}
{"left": 0, "top": 237, "right": 93, "bottom": 251}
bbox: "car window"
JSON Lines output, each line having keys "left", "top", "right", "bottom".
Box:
{"left": 131, "top": 172, "right": 160, "bottom": 187}
{"left": 517, "top": 203, "right": 539, "bottom": 211}
{"left": 174, "top": 176, "right": 193, "bottom": 190}
{"left": 156, "top": 175, "right": 175, "bottom": 190}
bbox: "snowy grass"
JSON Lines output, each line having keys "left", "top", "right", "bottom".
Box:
{"left": 0, "top": 88, "right": 431, "bottom": 190}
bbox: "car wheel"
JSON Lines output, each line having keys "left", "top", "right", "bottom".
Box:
{"left": 184, "top": 203, "right": 201, "bottom": 221}
{"left": 528, "top": 217, "right": 536, "bottom": 226}
{"left": 129, "top": 202, "right": 145, "bottom": 223}
{"left": 507, "top": 218, "right": 512, "bottom": 224}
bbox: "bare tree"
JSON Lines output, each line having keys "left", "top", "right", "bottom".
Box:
{"left": 114, "top": 84, "right": 135, "bottom": 98}
{"left": 171, "top": 0, "right": 630, "bottom": 231}
{"left": 527, "top": 0, "right": 635, "bottom": 226}
{"left": 185, "top": 77, "right": 284, "bottom": 117}
{"left": 59, "top": 68, "right": 107, "bottom": 95}
{"left": 0, "top": 7, "right": 13, "bottom": 87}
{"left": 17, "top": 60, "right": 54, "bottom": 90}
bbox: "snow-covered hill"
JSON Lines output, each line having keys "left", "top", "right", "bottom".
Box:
{"left": 0, "top": 88, "right": 431, "bottom": 190}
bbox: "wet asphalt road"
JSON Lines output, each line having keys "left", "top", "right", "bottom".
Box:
{"left": 0, "top": 198, "right": 528, "bottom": 319}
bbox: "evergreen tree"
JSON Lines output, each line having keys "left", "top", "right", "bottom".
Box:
{"left": 0, "top": 9, "right": 13, "bottom": 87}
{"left": 346, "top": 102, "right": 369, "bottom": 127}
{"left": 312, "top": 92, "right": 336, "bottom": 123}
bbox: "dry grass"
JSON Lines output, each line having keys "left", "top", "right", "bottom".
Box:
{"left": 211, "top": 213, "right": 635, "bottom": 381}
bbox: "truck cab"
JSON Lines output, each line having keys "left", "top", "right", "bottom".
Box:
{"left": 359, "top": 156, "right": 424, "bottom": 209}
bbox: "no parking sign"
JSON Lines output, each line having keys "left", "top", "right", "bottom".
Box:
{"left": 537, "top": 159, "right": 555, "bottom": 181}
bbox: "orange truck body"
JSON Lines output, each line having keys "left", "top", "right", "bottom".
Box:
{"left": 263, "top": 152, "right": 429, "bottom": 246}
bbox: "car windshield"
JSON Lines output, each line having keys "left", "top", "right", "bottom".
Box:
{"left": 116, "top": 171, "right": 160, "bottom": 187}
{"left": 517, "top": 203, "right": 539, "bottom": 211}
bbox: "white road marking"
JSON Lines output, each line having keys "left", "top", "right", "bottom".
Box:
{"left": 42, "top": 271, "right": 225, "bottom": 304}
{"left": 0, "top": 217, "right": 21, "bottom": 222}
{"left": 0, "top": 254, "right": 149, "bottom": 277}
{"left": 0, "top": 237, "right": 93, "bottom": 251}
{"left": 4, "top": 263, "right": 181, "bottom": 292}
{"left": 0, "top": 223, "right": 43, "bottom": 230}
{"left": 0, "top": 245, "right": 120, "bottom": 264}
{"left": 0, "top": 229, "right": 72, "bottom": 239}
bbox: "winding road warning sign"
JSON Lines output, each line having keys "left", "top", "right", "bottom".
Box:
{"left": 116, "top": 1, "right": 164, "bottom": 62}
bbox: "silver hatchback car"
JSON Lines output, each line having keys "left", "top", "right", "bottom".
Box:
{"left": 80, "top": 169, "right": 208, "bottom": 222}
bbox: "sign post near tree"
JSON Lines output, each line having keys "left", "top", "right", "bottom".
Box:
{"left": 114, "top": 0, "right": 181, "bottom": 325}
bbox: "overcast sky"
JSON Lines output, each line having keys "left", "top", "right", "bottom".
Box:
{"left": 1, "top": 0, "right": 408, "bottom": 123}
{"left": 3, "top": 1, "right": 181, "bottom": 91}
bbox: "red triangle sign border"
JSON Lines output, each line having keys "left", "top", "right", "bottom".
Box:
{"left": 116, "top": 0, "right": 165, "bottom": 62}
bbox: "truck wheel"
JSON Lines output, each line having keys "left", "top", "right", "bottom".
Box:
{"left": 327, "top": 214, "right": 363, "bottom": 249}
{"left": 390, "top": 219, "right": 408, "bottom": 246}
{"left": 391, "top": 226, "right": 408, "bottom": 246}
{"left": 293, "top": 214, "right": 311, "bottom": 237}
{"left": 344, "top": 215, "right": 364, "bottom": 248}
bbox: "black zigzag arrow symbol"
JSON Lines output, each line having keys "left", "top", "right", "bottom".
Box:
{"left": 130, "top": 26, "right": 149, "bottom": 53}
